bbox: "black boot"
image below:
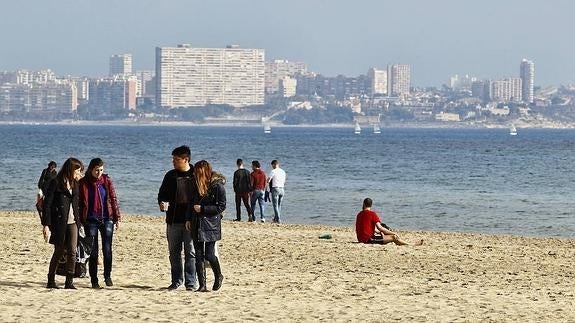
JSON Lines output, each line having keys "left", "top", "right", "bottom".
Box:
{"left": 46, "top": 274, "right": 58, "bottom": 289}
{"left": 212, "top": 260, "right": 224, "bottom": 291}
{"left": 64, "top": 274, "right": 76, "bottom": 289}
{"left": 195, "top": 262, "right": 208, "bottom": 292}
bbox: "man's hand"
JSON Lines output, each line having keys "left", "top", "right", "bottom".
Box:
{"left": 42, "top": 226, "right": 50, "bottom": 243}
{"left": 185, "top": 221, "right": 192, "bottom": 232}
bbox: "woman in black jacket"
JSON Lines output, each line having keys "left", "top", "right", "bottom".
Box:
{"left": 41, "top": 157, "right": 84, "bottom": 289}
{"left": 185, "top": 160, "right": 225, "bottom": 292}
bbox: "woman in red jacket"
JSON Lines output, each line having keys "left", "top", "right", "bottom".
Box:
{"left": 79, "top": 158, "right": 121, "bottom": 289}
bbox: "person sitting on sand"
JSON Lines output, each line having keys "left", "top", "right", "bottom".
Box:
{"left": 355, "top": 198, "right": 423, "bottom": 246}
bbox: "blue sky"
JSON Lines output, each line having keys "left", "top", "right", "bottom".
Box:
{"left": 0, "top": 0, "right": 573, "bottom": 86}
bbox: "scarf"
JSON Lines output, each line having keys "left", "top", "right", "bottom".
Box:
{"left": 90, "top": 175, "right": 105, "bottom": 220}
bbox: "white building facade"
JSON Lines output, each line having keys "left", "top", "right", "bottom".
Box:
{"left": 156, "top": 44, "right": 265, "bottom": 108}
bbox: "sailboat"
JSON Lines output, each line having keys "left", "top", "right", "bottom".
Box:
{"left": 373, "top": 123, "right": 381, "bottom": 134}
{"left": 509, "top": 124, "right": 517, "bottom": 136}
{"left": 264, "top": 124, "right": 271, "bottom": 134}
{"left": 354, "top": 122, "right": 361, "bottom": 134}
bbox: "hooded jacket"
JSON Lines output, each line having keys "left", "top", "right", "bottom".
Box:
{"left": 187, "top": 172, "right": 226, "bottom": 242}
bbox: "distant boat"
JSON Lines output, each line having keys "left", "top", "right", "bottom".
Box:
{"left": 509, "top": 124, "right": 517, "bottom": 136}
{"left": 354, "top": 122, "right": 361, "bottom": 134}
{"left": 373, "top": 124, "right": 381, "bottom": 134}
{"left": 264, "top": 124, "right": 271, "bottom": 134}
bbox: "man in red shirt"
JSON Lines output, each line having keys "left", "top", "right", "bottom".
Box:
{"left": 249, "top": 160, "right": 267, "bottom": 222}
{"left": 355, "top": 198, "right": 423, "bottom": 245}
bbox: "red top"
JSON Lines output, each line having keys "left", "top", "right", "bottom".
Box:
{"left": 251, "top": 168, "right": 267, "bottom": 190}
{"left": 355, "top": 209, "right": 381, "bottom": 243}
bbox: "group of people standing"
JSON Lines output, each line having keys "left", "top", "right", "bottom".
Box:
{"left": 39, "top": 157, "right": 120, "bottom": 289}
{"left": 232, "top": 159, "right": 287, "bottom": 223}
{"left": 39, "top": 144, "right": 230, "bottom": 292}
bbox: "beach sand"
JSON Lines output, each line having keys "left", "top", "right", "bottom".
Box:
{"left": 0, "top": 211, "right": 573, "bottom": 322}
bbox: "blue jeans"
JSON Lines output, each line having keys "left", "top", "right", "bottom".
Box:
{"left": 86, "top": 220, "right": 114, "bottom": 282}
{"left": 271, "top": 187, "right": 285, "bottom": 222}
{"left": 250, "top": 190, "right": 265, "bottom": 220}
{"left": 167, "top": 223, "right": 196, "bottom": 288}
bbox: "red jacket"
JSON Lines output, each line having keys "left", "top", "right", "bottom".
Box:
{"left": 250, "top": 168, "right": 267, "bottom": 191}
{"left": 79, "top": 174, "right": 121, "bottom": 224}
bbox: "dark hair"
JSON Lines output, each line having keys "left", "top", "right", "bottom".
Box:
{"left": 363, "top": 198, "right": 373, "bottom": 209}
{"left": 56, "top": 157, "right": 83, "bottom": 190}
{"left": 48, "top": 161, "right": 57, "bottom": 168}
{"left": 172, "top": 145, "right": 191, "bottom": 160}
{"left": 252, "top": 160, "right": 261, "bottom": 168}
{"left": 271, "top": 159, "right": 279, "bottom": 166}
{"left": 86, "top": 158, "right": 104, "bottom": 180}
{"left": 236, "top": 158, "right": 243, "bottom": 166}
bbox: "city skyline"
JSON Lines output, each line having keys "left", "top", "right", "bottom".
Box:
{"left": 0, "top": 1, "right": 573, "bottom": 86}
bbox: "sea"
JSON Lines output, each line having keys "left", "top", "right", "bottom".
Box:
{"left": 0, "top": 123, "right": 573, "bottom": 238}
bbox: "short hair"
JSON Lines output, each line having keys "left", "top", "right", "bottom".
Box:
{"left": 252, "top": 160, "right": 261, "bottom": 168}
{"left": 172, "top": 145, "right": 191, "bottom": 160}
{"left": 271, "top": 159, "right": 279, "bottom": 166}
{"left": 363, "top": 198, "right": 373, "bottom": 209}
{"left": 236, "top": 158, "right": 243, "bottom": 166}
{"left": 48, "top": 161, "right": 57, "bottom": 168}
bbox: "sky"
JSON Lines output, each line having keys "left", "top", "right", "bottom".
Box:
{"left": 0, "top": 0, "right": 573, "bottom": 86}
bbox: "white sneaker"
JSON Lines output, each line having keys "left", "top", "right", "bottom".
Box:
{"left": 260, "top": 218, "right": 265, "bottom": 223}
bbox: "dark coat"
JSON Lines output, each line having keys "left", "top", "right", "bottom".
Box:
{"left": 187, "top": 172, "right": 226, "bottom": 242}
{"left": 233, "top": 168, "right": 252, "bottom": 193}
{"left": 41, "top": 178, "right": 80, "bottom": 246}
{"left": 78, "top": 174, "right": 121, "bottom": 225}
{"left": 158, "top": 165, "right": 194, "bottom": 224}
{"left": 37, "top": 168, "right": 57, "bottom": 195}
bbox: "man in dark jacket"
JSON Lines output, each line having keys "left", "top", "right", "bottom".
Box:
{"left": 232, "top": 158, "right": 252, "bottom": 221}
{"left": 36, "top": 161, "right": 57, "bottom": 216}
{"left": 157, "top": 145, "right": 197, "bottom": 291}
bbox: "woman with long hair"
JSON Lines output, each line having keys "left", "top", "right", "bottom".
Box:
{"left": 41, "top": 157, "right": 84, "bottom": 289}
{"left": 79, "top": 158, "right": 121, "bottom": 289}
{"left": 185, "top": 160, "right": 226, "bottom": 292}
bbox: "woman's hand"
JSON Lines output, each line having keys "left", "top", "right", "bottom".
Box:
{"left": 185, "top": 221, "right": 192, "bottom": 232}
{"left": 42, "top": 226, "right": 50, "bottom": 243}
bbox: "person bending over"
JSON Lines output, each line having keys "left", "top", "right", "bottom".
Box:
{"left": 355, "top": 198, "right": 423, "bottom": 246}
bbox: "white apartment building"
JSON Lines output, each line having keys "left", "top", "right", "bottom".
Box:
{"left": 367, "top": 67, "right": 387, "bottom": 96}
{"left": 387, "top": 64, "right": 411, "bottom": 96}
{"left": 490, "top": 78, "right": 522, "bottom": 102}
{"left": 156, "top": 44, "right": 265, "bottom": 108}
{"left": 279, "top": 76, "right": 297, "bottom": 97}
{"left": 520, "top": 59, "right": 535, "bottom": 103}
{"left": 265, "top": 59, "right": 307, "bottom": 95}
{"left": 109, "top": 54, "right": 133, "bottom": 76}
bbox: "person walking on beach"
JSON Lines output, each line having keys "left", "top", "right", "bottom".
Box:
{"left": 185, "top": 160, "right": 225, "bottom": 292}
{"left": 249, "top": 160, "right": 267, "bottom": 222}
{"left": 36, "top": 161, "right": 57, "bottom": 216}
{"left": 268, "top": 159, "right": 286, "bottom": 224}
{"left": 79, "top": 158, "right": 121, "bottom": 289}
{"left": 233, "top": 158, "right": 252, "bottom": 222}
{"left": 158, "top": 145, "right": 197, "bottom": 291}
{"left": 355, "top": 198, "right": 423, "bottom": 246}
{"left": 41, "top": 157, "right": 84, "bottom": 289}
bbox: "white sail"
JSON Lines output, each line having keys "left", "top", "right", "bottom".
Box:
{"left": 354, "top": 122, "right": 361, "bottom": 134}
{"left": 373, "top": 124, "right": 381, "bottom": 134}
{"left": 509, "top": 124, "right": 517, "bottom": 136}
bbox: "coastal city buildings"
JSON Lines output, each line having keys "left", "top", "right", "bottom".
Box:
{"left": 449, "top": 74, "right": 477, "bottom": 91}
{"left": 278, "top": 76, "right": 297, "bottom": 97}
{"left": 520, "top": 59, "right": 535, "bottom": 103}
{"left": 367, "top": 67, "right": 388, "bottom": 96}
{"left": 265, "top": 59, "right": 307, "bottom": 95}
{"left": 88, "top": 77, "right": 137, "bottom": 113}
{"left": 109, "top": 54, "right": 133, "bottom": 76}
{"left": 387, "top": 64, "right": 411, "bottom": 96}
{"left": 490, "top": 78, "right": 522, "bottom": 102}
{"left": 155, "top": 44, "right": 265, "bottom": 108}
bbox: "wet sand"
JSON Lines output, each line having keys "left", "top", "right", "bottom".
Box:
{"left": 0, "top": 211, "right": 573, "bottom": 322}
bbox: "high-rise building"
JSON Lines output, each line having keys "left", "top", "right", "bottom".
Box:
{"left": 387, "top": 64, "right": 411, "bottom": 96}
{"left": 89, "top": 77, "right": 137, "bottom": 112}
{"left": 265, "top": 59, "right": 307, "bottom": 95}
{"left": 109, "top": 54, "right": 133, "bottom": 76}
{"left": 156, "top": 44, "right": 265, "bottom": 108}
{"left": 367, "top": 67, "right": 387, "bottom": 96}
{"left": 490, "top": 78, "right": 522, "bottom": 102}
{"left": 449, "top": 74, "right": 477, "bottom": 91}
{"left": 520, "top": 59, "right": 535, "bottom": 103}
{"left": 279, "top": 76, "right": 297, "bottom": 98}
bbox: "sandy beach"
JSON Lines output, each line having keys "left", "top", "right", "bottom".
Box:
{"left": 0, "top": 211, "right": 573, "bottom": 322}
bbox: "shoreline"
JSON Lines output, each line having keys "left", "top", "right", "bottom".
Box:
{"left": 1, "top": 119, "right": 575, "bottom": 129}
{"left": 1, "top": 210, "right": 574, "bottom": 321}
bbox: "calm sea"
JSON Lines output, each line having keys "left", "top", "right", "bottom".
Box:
{"left": 0, "top": 124, "right": 573, "bottom": 238}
